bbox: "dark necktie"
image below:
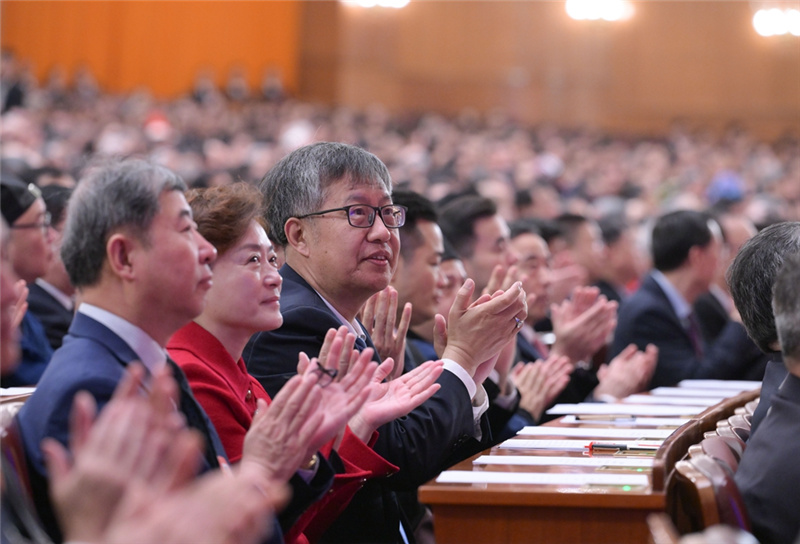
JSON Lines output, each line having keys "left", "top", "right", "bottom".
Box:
{"left": 165, "top": 357, "right": 226, "bottom": 469}
{"left": 354, "top": 336, "right": 368, "bottom": 352}
{"left": 685, "top": 312, "right": 704, "bottom": 359}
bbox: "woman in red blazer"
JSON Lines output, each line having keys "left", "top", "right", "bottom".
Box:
{"left": 168, "top": 182, "right": 442, "bottom": 544}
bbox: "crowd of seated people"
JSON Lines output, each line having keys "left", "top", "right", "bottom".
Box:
{"left": 2, "top": 57, "right": 800, "bottom": 543}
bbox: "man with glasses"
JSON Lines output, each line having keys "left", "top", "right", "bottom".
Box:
{"left": 0, "top": 174, "right": 54, "bottom": 386}
{"left": 245, "top": 142, "right": 527, "bottom": 543}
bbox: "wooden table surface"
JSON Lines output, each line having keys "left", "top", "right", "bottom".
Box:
{"left": 419, "top": 388, "right": 760, "bottom": 544}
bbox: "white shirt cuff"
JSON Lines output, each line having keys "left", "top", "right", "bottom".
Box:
{"left": 442, "top": 358, "right": 477, "bottom": 400}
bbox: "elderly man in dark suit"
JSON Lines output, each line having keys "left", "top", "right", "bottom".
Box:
{"left": 16, "top": 159, "right": 339, "bottom": 544}
{"left": 735, "top": 251, "right": 800, "bottom": 544}
{"left": 610, "top": 210, "right": 763, "bottom": 388}
{"left": 727, "top": 221, "right": 800, "bottom": 437}
{"left": 246, "top": 142, "right": 527, "bottom": 543}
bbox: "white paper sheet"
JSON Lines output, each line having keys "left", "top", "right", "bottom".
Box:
{"left": 677, "top": 379, "right": 761, "bottom": 390}
{"left": 0, "top": 387, "right": 35, "bottom": 397}
{"left": 474, "top": 455, "right": 654, "bottom": 468}
{"left": 621, "top": 395, "right": 722, "bottom": 406}
{"left": 546, "top": 403, "right": 704, "bottom": 417}
{"left": 436, "top": 470, "right": 649, "bottom": 487}
{"left": 498, "top": 439, "right": 592, "bottom": 451}
{"left": 516, "top": 426, "right": 674, "bottom": 439}
{"left": 559, "top": 415, "right": 690, "bottom": 427}
{"left": 650, "top": 386, "right": 747, "bottom": 398}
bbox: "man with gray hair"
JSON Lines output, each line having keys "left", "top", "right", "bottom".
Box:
{"left": 16, "top": 158, "right": 337, "bottom": 543}
{"left": 246, "top": 142, "right": 527, "bottom": 543}
{"left": 735, "top": 251, "right": 800, "bottom": 544}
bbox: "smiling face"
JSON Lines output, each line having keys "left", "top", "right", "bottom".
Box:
{"left": 288, "top": 177, "right": 400, "bottom": 319}
{"left": 1, "top": 222, "right": 21, "bottom": 373}
{"left": 203, "top": 220, "right": 283, "bottom": 336}
{"left": 134, "top": 190, "right": 217, "bottom": 334}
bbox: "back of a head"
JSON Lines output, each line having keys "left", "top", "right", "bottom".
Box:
{"left": 772, "top": 251, "right": 800, "bottom": 366}
{"left": 392, "top": 189, "right": 437, "bottom": 261}
{"left": 651, "top": 209, "right": 713, "bottom": 272}
{"left": 258, "top": 142, "right": 392, "bottom": 248}
{"left": 61, "top": 159, "right": 186, "bottom": 288}
{"left": 728, "top": 221, "right": 800, "bottom": 353}
{"left": 438, "top": 194, "right": 497, "bottom": 259}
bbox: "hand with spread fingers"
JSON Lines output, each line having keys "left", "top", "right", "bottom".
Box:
{"left": 348, "top": 358, "right": 444, "bottom": 443}
{"left": 360, "top": 286, "right": 412, "bottom": 380}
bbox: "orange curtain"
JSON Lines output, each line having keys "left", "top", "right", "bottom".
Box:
{"left": 1, "top": 1, "right": 301, "bottom": 97}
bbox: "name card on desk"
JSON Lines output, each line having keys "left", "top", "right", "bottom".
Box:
{"left": 498, "top": 439, "right": 592, "bottom": 451}
{"left": 436, "top": 470, "right": 650, "bottom": 487}
{"left": 677, "top": 379, "right": 761, "bottom": 390}
{"left": 516, "top": 427, "right": 675, "bottom": 439}
{"left": 560, "top": 415, "right": 690, "bottom": 427}
{"left": 474, "top": 455, "right": 654, "bottom": 468}
{"left": 546, "top": 403, "right": 704, "bottom": 417}
{"left": 621, "top": 395, "right": 723, "bottom": 406}
{"left": 650, "top": 386, "right": 748, "bottom": 398}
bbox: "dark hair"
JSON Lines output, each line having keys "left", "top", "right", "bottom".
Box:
{"left": 772, "top": 251, "right": 800, "bottom": 365}
{"left": 598, "top": 214, "right": 628, "bottom": 246}
{"left": 651, "top": 210, "right": 715, "bottom": 272}
{"left": 508, "top": 218, "right": 542, "bottom": 240}
{"left": 555, "top": 213, "right": 591, "bottom": 247}
{"left": 438, "top": 195, "right": 497, "bottom": 259}
{"left": 728, "top": 221, "right": 800, "bottom": 353}
{"left": 391, "top": 189, "right": 438, "bottom": 261}
{"left": 40, "top": 185, "right": 72, "bottom": 227}
{"left": 186, "top": 182, "right": 266, "bottom": 256}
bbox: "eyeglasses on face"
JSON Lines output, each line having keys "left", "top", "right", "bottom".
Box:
{"left": 296, "top": 204, "right": 407, "bottom": 229}
{"left": 11, "top": 212, "right": 52, "bottom": 234}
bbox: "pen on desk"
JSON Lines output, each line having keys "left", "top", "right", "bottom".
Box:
{"left": 588, "top": 442, "right": 659, "bottom": 454}
{"left": 575, "top": 414, "right": 636, "bottom": 421}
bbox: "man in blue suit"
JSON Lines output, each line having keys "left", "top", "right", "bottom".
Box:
{"left": 245, "top": 142, "right": 527, "bottom": 543}
{"left": 16, "top": 159, "right": 333, "bottom": 543}
{"left": 610, "top": 210, "right": 763, "bottom": 388}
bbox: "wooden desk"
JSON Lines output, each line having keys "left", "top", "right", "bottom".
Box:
{"left": 419, "top": 388, "right": 760, "bottom": 544}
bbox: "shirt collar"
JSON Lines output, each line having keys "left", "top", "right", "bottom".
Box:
{"left": 314, "top": 290, "right": 367, "bottom": 340}
{"left": 34, "top": 278, "right": 74, "bottom": 311}
{"left": 651, "top": 270, "right": 692, "bottom": 322}
{"left": 78, "top": 303, "right": 168, "bottom": 375}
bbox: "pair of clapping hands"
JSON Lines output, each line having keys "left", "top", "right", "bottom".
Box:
{"left": 240, "top": 326, "right": 445, "bottom": 482}
{"left": 43, "top": 364, "right": 284, "bottom": 544}
{"left": 361, "top": 276, "right": 529, "bottom": 387}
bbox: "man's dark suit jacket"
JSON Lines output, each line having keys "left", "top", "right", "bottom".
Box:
{"left": 26, "top": 283, "right": 73, "bottom": 350}
{"left": 593, "top": 279, "right": 625, "bottom": 305}
{"left": 735, "top": 372, "right": 800, "bottom": 544}
{"left": 693, "top": 291, "right": 769, "bottom": 382}
{"left": 750, "top": 356, "right": 787, "bottom": 438}
{"left": 245, "top": 264, "right": 491, "bottom": 543}
{"left": 609, "top": 273, "right": 764, "bottom": 389}
{"left": 16, "top": 312, "right": 330, "bottom": 543}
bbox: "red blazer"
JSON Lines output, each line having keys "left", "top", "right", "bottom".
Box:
{"left": 168, "top": 321, "right": 397, "bottom": 544}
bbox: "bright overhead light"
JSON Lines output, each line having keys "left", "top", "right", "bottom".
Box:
{"left": 566, "top": 0, "right": 633, "bottom": 22}
{"left": 753, "top": 7, "right": 800, "bottom": 37}
{"left": 341, "top": 0, "right": 409, "bottom": 8}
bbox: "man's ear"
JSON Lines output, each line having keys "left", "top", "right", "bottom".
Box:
{"left": 106, "top": 233, "right": 137, "bottom": 280}
{"left": 686, "top": 244, "right": 704, "bottom": 268}
{"left": 284, "top": 218, "right": 311, "bottom": 258}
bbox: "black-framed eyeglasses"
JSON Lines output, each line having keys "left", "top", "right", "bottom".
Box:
{"left": 11, "top": 212, "right": 51, "bottom": 234}
{"left": 312, "top": 360, "right": 338, "bottom": 388}
{"left": 296, "top": 204, "right": 407, "bottom": 229}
